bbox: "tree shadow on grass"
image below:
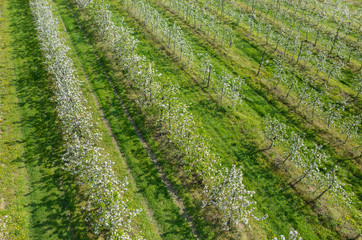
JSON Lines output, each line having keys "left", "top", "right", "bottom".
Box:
{"left": 9, "top": 0, "right": 88, "bottom": 239}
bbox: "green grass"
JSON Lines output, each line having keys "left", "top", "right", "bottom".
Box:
{"left": 52, "top": 0, "right": 196, "bottom": 239}
{"left": 118, "top": 0, "right": 361, "bottom": 201}
{"left": 3, "top": 0, "right": 162, "bottom": 238}
{"left": 2, "top": 0, "right": 360, "bottom": 239}
{"left": 141, "top": 0, "right": 361, "bottom": 202}
{"left": 145, "top": 0, "right": 360, "bottom": 145}
{"left": 0, "top": 0, "right": 30, "bottom": 238}
{"left": 113, "top": 0, "right": 360, "bottom": 192}
{"left": 35, "top": 0, "right": 167, "bottom": 238}
{"left": 6, "top": 0, "right": 81, "bottom": 238}
{"left": 66, "top": 0, "right": 360, "bottom": 239}
{"left": 118, "top": 3, "right": 361, "bottom": 238}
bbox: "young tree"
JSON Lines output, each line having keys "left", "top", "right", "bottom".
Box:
{"left": 335, "top": 41, "right": 347, "bottom": 60}
{"left": 313, "top": 16, "right": 326, "bottom": 47}
{"left": 156, "top": 84, "right": 179, "bottom": 126}
{"left": 227, "top": 28, "right": 234, "bottom": 53}
{"left": 329, "top": 26, "right": 342, "bottom": 55}
{"left": 308, "top": 89, "right": 325, "bottom": 119}
{"left": 203, "top": 165, "right": 267, "bottom": 230}
{"left": 200, "top": 54, "right": 213, "bottom": 88}
{"left": 263, "top": 115, "right": 286, "bottom": 150}
{"left": 326, "top": 61, "right": 344, "bottom": 83}
{"left": 341, "top": 115, "right": 360, "bottom": 144}
{"left": 295, "top": 40, "right": 305, "bottom": 65}
{"left": 232, "top": 4, "right": 244, "bottom": 26}
{"left": 273, "top": 31, "right": 286, "bottom": 53}
{"left": 347, "top": 36, "right": 361, "bottom": 63}
{"left": 290, "top": 36, "right": 300, "bottom": 62}
{"left": 271, "top": 61, "right": 286, "bottom": 90}
{"left": 312, "top": 53, "right": 327, "bottom": 78}
{"left": 257, "top": 49, "right": 267, "bottom": 77}
{"left": 329, "top": 5, "right": 352, "bottom": 56}
{"left": 264, "top": 24, "right": 273, "bottom": 46}
{"left": 290, "top": 144, "right": 326, "bottom": 187}
{"left": 218, "top": 71, "right": 232, "bottom": 102}
{"left": 325, "top": 101, "right": 345, "bottom": 128}
{"left": 296, "top": 82, "right": 311, "bottom": 108}
{"left": 284, "top": 74, "right": 298, "bottom": 99}
{"left": 312, "top": 166, "right": 353, "bottom": 206}
{"left": 138, "top": 63, "right": 162, "bottom": 108}
{"left": 282, "top": 132, "right": 306, "bottom": 165}
{"left": 229, "top": 77, "right": 245, "bottom": 108}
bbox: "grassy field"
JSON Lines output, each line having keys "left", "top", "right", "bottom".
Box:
{"left": 1, "top": 0, "right": 361, "bottom": 239}
{"left": 1, "top": 0, "right": 77, "bottom": 238}
{"left": 0, "top": 0, "right": 30, "bottom": 238}
{"left": 59, "top": 0, "right": 360, "bottom": 239}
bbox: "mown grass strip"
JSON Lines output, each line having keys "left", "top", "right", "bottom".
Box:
{"left": 0, "top": 0, "right": 30, "bottom": 238}
{"left": 8, "top": 0, "right": 84, "bottom": 238}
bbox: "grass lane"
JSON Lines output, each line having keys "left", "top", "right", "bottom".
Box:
{"left": 8, "top": 0, "right": 82, "bottom": 238}
{"left": 0, "top": 0, "right": 30, "bottom": 238}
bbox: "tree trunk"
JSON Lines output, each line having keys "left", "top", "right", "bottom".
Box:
{"left": 257, "top": 50, "right": 267, "bottom": 76}
{"left": 283, "top": 41, "right": 289, "bottom": 56}
{"left": 207, "top": 66, "right": 212, "bottom": 88}
{"left": 326, "top": 68, "right": 334, "bottom": 83}
{"left": 314, "top": 24, "right": 322, "bottom": 46}
{"left": 296, "top": 41, "right": 304, "bottom": 64}
{"left": 228, "top": 33, "right": 233, "bottom": 54}
{"left": 343, "top": 130, "right": 351, "bottom": 144}
{"left": 274, "top": 78, "right": 281, "bottom": 89}
{"left": 327, "top": 116, "right": 332, "bottom": 128}
{"left": 329, "top": 26, "right": 341, "bottom": 55}
{"left": 265, "top": 137, "right": 275, "bottom": 150}
{"left": 282, "top": 152, "right": 292, "bottom": 164}
{"left": 227, "top": 191, "right": 237, "bottom": 230}
{"left": 312, "top": 102, "right": 317, "bottom": 118}
{"left": 354, "top": 90, "right": 361, "bottom": 101}
{"left": 290, "top": 167, "right": 312, "bottom": 187}
{"left": 274, "top": 38, "right": 281, "bottom": 53}
{"left": 297, "top": 94, "right": 306, "bottom": 108}
{"left": 312, "top": 185, "right": 332, "bottom": 202}
{"left": 221, "top": 28, "right": 225, "bottom": 48}
{"left": 286, "top": 81, "right": 294, "bottom": 98}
